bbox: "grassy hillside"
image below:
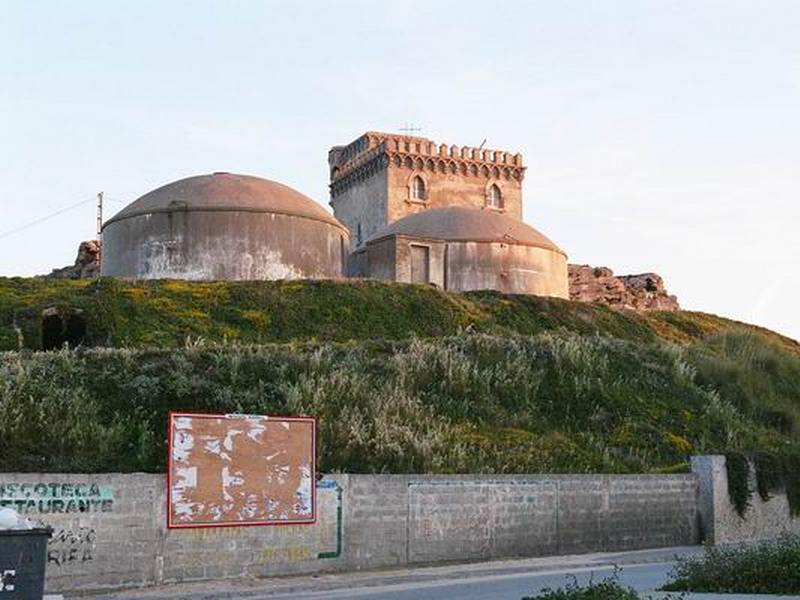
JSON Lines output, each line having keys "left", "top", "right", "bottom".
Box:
{"left": 0, "top": 277, "right": 798, "bottom": 476}
{"left": 1, "top": 277, "right": 797, "bottom": 351}
{"left": 1, "top": 332, "right": 799, "bottom": 475}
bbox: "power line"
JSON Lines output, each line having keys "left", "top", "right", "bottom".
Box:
{"left": 0, "top": 197, "right": 97, "bottom": 241}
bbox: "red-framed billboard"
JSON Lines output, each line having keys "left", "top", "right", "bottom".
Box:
{"left": 167, "top": 412, "right": 316, "bottom": 529}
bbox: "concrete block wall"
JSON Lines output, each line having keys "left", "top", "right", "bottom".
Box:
{"left": 0, "top": 474, "right": 346, "bottom": 594}
{"left": 0, "top": 474, "right": 161, "bottom": 591}
{"left": 691, "top": 455, "right": 800, "bottom": 544}
{"left": 158, "top": 477, "right": 344, "bottom": 583}
{"left": 0, "top": 472, "right": 699, "bottom": 595}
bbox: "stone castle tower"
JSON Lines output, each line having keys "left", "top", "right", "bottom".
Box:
{"left": 328, "top": 131, "right": 525, "bottom": 248}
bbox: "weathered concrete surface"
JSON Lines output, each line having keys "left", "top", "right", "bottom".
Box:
{"left": 101, "top": 173, "right": 349, "bottom": 281}
{"left": 445, "top": 241, "right": 568, "bottom": 297}
{"left": 0, "top": 473, "right": 698, "bottom": 594}
{"left": 102, "top": 211, "right": 348, "bottom": 281}
{"left": 692, "top": 455, "right": 800, "bottom": 544}
{"left": 362, "top": 208, "right": 570, "bottom": 298}
{"left": 392, "top": 236, "right": 446, "bottom": 288}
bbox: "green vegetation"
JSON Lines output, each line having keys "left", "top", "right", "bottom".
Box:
{"left": 1, "top": 277, "right": 797, "bottom": 351}
{"left": 522, "top": 569, "right": 643, "bottom": 600}
{"left": 2, "top": 328, "right": 799, "bottom": 475}
{"left": 1, "top": 277, "right": 798, "bottom": 477}
{"left": 725, "top": 450, "right": 800, "bottom": 517}
{"left": 724, "top": 452, "right": 752, "bottom": 517}
{"left": 662, "top": 536, "right": 800, "bottom": 594}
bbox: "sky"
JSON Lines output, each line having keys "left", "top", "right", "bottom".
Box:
{"left": 1, "top": 0, "right": 798, "bottom": 340}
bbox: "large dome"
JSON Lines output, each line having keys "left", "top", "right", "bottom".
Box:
{"left": 101, "top": 173, "right": 349, "bottom": 281}
{"left": 368, "top": 206, "right": 565, "bottom": 255}
{"left": 105, "top": 172, "right": 346, "bottom": 232}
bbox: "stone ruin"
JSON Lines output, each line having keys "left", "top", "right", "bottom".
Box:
{"left": 568, "top": 264, "right": 679, "bottom": 312}
{"left": 44, "top": 240, "right": 101, "bottom": 279}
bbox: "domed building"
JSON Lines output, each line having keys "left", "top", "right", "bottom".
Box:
{"left": 331, "top": 131, "right": 569, "bottom": 298}
{"left": 98, "top": 131, "right": 569, "bottom": 297}
{"left": 101, "top": 172, "right": 349, "bottom": 280}
{"left": 351, "top": 207, "right": 569, "bottom": 298}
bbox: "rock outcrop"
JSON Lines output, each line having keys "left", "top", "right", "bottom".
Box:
{"left": 568, "top": 264, "right": 679, "bottom": 312}
{"left": 45, "top": 240, "right": 101, "bottom": 279}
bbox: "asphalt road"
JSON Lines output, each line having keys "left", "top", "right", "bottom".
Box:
{"left": 75, "top": 545, "right": 800, "bottom": 600}
{"left": 255, "top": 561, "right": 673, "bottom": 600}
{"left": 87, "top": 546, "right": 704, "bottom": 600}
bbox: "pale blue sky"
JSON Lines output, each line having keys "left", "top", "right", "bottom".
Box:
{"left": 1, "top": 1, "right": 798, "bottom": 340}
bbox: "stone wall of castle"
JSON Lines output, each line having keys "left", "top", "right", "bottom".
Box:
{"left": 382, "top": 136, "right": 524, "bottom": 224}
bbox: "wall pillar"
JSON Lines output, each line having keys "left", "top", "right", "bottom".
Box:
{"left": 690, "top": 455, "right": 724, "bottom": 544}
{"left": 691, "top": 454, "right": 800, "bottom": 545}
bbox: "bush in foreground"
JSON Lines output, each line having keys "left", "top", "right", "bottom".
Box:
{"left": 662, "top": 536, "right": 800, "bottom": 594}
{"left": 522, "top": 570, "right": 642, "bottom": 600}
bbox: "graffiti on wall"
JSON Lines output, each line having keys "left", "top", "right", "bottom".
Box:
{"left": 0, "top": 482, "right": 114, "bottom": 514}
{"left": 172, "top": 480, "right": 343, "bottom": 568}
{"left": 48, "top": 527, "right": 96, "bottom": 566}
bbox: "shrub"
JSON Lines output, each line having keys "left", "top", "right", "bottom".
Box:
{"left": 1, "top": 332, "right": 798, "bottom": 476}
{"left": 662, "top": 536, "right": 800, "bottom": 594}
{"left": 522, "top": 569, "right": 642, "bottom": 600}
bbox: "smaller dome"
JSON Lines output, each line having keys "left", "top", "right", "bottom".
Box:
{"left": 104, "top": 172, "right": 346, "bottom": 233}
{"left": 368, "top": 206, "right": 566, "bottom": 255}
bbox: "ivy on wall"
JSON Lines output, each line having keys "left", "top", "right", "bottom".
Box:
{"left": 725, "top": 452, "right": 752, "bottom": 518}
{"left": 754, "top": 452, "right": 784, "bottom": 502}
{"left": 726, "top": 452, "right": 800, "bottom": 519}
{"left": 784, "top": 451, "right": 800, "bottom": 517}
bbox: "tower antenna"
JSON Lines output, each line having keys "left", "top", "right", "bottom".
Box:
{"left": 399, "top": 122, "right": 422, "bottom": 135}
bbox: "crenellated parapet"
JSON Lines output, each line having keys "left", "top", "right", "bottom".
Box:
{"left": 329, "top": 132, "right": 525, "bottom": 198}
{"left": 330, "top": 142, "right": 390, "bottom": 198}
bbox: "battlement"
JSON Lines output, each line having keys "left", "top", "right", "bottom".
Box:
{"left": 328, "top": 131, "right": 524, "bottom": 183}
{"left": 329, "top": 131, "right": 525, "bottom": 198}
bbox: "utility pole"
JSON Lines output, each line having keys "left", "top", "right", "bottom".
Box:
{"left": 96, "top": 192, "right": 103, "bottom": 241}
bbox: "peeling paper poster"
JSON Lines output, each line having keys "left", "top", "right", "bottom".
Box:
{"left": 167, "top": 412, "right": 316, "bottom": 528}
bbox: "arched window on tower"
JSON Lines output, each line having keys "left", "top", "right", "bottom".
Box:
{"left": 412, "top": 176, "right": 426, "bottom": 201}
{"left": 487, "top": 184, "right": 503, "bottom": 209}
